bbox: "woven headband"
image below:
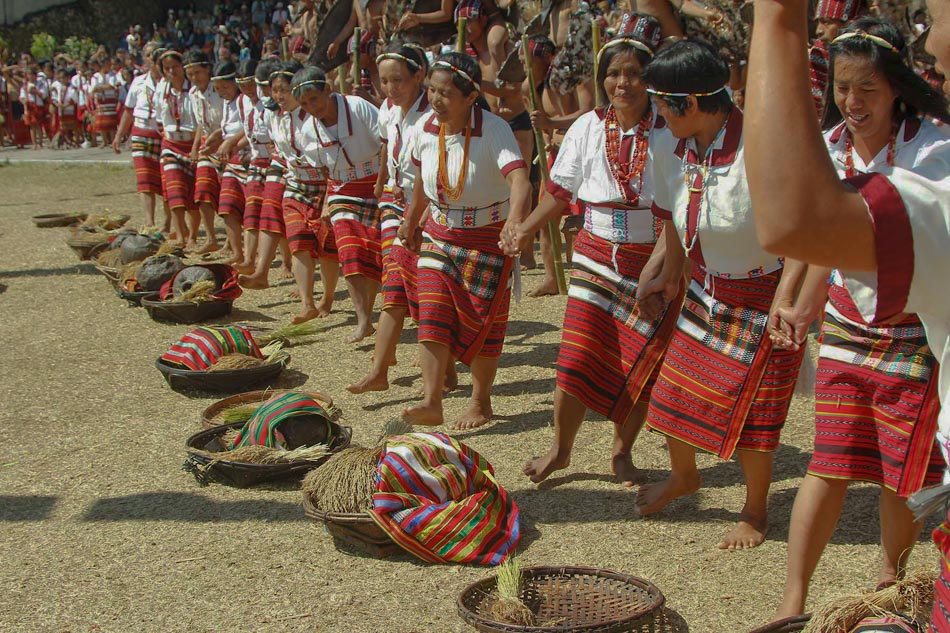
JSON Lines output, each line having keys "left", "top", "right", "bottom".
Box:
{"left": 237, "top": 76, "right": 256, "bottom": 84}
{"left": 292, "top": 79, "right": 326, "bottom": 94}
{"left": 376, "top": 52, "right": 422, "bottom": 71}
{"left": 646, "top": 86, "right": 727, "bottom": 98}
{"left": 159, "top": 50, "right": 183, "bottom": 62}
{"left": 212, "top": 72, "right": 236, "bottom": 80}
{"left": 597, "top": 37, "right": 654, "bottom": 62}
{"left": 183, "top": 62, "right": 210, "bottom": 69}
{"left": 255, "top": 78, "right": 269, "bottom": 86}
{"left": 269, "top": 70, "right": 295, "bottom": 80}
{"left": 432, "top": 60, "right": 477, "bottom": 89}
{"left": 832, "top": 31, "right": 902, "bottom": 55}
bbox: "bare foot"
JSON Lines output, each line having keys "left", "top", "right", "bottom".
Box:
{"left": 612, "top": 453, "right": 646, "bottom": 487}
{"left": 444, "top": 365, "right": 459, "bottom": 392}
{"left": 239, "top": 274, "right": 269, "bottom": 290}
{"left": 635, "top": 472, "right": 702, "bottom": 517}
{"left": 223, "top": 254, "right": 244, "bottom": 265}
{"left": 717, "top": 513, "right": 769, "bottom": 550}
{"left": 346, "top": 373, "right": 389, "bottom": 394}
{"left": 523, "top": 446, "right": 570, "bottom": 484}
{"left": 452, "top": 399, "right": 493, "bottom": 430}
{"left": 315, "top": 298, "right": 333, "bottom": 318}
{"left": 195, "top": 241, "right": 221, "bottom": 255}
{"left": 528, "top": 277, "right": 560, "bottom": 298}
{"left": 234, "top": 261, "right": 256, "bottom": 274}
{"left": 347, "top": 324, "right": 375, "bottom": 344}
{"left": 520, "top": 250, "right": 537, "bottom": 270}
{"left": 185, "top": 240, "right": 200, "bottom": 251}
{"left": 279, "top": 267, "right": 294, "bottom": 280}
{"left": 292, "top": 307, "right": 321, "bottom": 324}
{"left": 288, "top": 289, "right": 301, "bottom": 299}
{"left": 402, "top": 402, "right": 444, "bottom": 426}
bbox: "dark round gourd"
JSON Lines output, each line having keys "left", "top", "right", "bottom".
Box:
{"left": 138, "top": 255, "right": 185, "bottom": 291}
{"left": 120, "top": 234, "right": 162, "bottom": 264}
{"left": 172, "top": 266, "right": 219, "bottom": 297}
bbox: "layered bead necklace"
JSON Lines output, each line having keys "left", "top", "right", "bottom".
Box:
{"left": 681, "top": 114, "right": 730, "bottom": 257}
{"left": 437, "top": 116, "right": 473, "bottom": 202}
{"left": 843, "top": 124, "right": 897, "bottom": 178}
{"left": 604, "top": 105, "right": 652, "bottom": 204}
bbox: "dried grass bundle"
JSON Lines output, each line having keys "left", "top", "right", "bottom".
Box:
{"left": 191, "top": 441, "right": 329, "bottom": 468}
{"left": 214, "top": 404, "right": 263, "bottom": 424}
{"left": 378, "top": 418, "right": 412, "bottom": 443}
{"left": 207, "top": 353, "right": 266, "bottom": 372}
{"left": 81, "top": 213, "right": 128, "bottom": 230}
{"left": 120, "top": 261, "right": 143, "bottom": 285}
{"left": 803, "top": 569, "right": 936, "bottom": 633}
{"left": 154, "top": 241, "right": 181, "bottom": 257}
{"left": 303, "top": 446, "right": 382, "bottom": 514}
{"left": 258, "top": 321, "right": 324, "bottom": 345}
{"left": 173, "top": 280, "right": 216, "bottom": 303}
{"left": 68, "top": 230, "right": 111, "bottom": 246}
{"left": 96, "top": 248, "right": 124, "bottom": 269}
{"left": 488, "top": 557, "right": 536, "bottom": 626}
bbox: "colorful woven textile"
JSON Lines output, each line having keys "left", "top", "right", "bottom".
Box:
{"left": 326, "top": 175, "right": 382, "bottom": 281}
{"left": 131, "top": 128, "right": 162, "bottom": 195}
{"left": 259, "top": 161, "right": 288, "bottom": 235}
{"left": 417, "top": 218, "right": 512, "bottom": 365}
{"left": 160, "top": 325, "right": 262, "bottom": 370}
{"left": 229, "top": 391, "right": 331, "bottom": 449}
{"left": 647, "top": 267, "right": 804, "bottom": 459}
{"left": 194, "top": 159, "right": 220, "bottom": 205}
{"left": 370, "top": 432, "right": 520, "bottom": 565}
{"left": 283, "top": 181, "right": 335, "bottom": 258}
{"left": 158, "top": 263, "right": 243, "bottom": 302}
{"left": 243, "top": 158, "right": 269, "bottom": 230}
{"left": 380, "top": 194, "right": 420, "bottom": 319}
{"left": 161, "top": 138, "right": 197, "bottom": 211}
{"left": 557, "top": 230, "right": 682, "bottom": 423}
{"left": 934, "top": 509, "right": 950, "bottom": 632}
{"left": 218, "top": 157, "right": 247, "bottom": 218}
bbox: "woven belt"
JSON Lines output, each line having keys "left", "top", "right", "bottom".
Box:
{"left": 134, "top": 117, "right": 155, "bottom": 129}
{"left": 165, "top": 130, "right": 195, "bottom": 142}
{"left": 430, "top": 201, "right": 509, "bottom": 229}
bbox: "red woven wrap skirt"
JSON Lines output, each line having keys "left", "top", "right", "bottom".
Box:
{"left": 218, "top": 156, "right": 247, "bottom": 218}
{"left": 556, "top": 230, "right": 683, "bottom": 424}
{"left": 808, "top": 278, "right": 943, "bottom": 497}
{"left": 194, "top": 155, "right": 220, "bottom": 206}
{"left": 259, "top": 160, "right": 287, "bottom": 235}
{"left": 326, "top": 176, "right": 382, "bottom": 282}
{"left": 416, "top": 217, "right": 513, "bottom": 365}
{"left": 242, "top": 157, "right": 269, "bottom": 230}
{"left": 160, "top": 137, "right": 197, "bottom": 212}
{"left": 647, "top": 267, "right": 805, "bottom": 459}
{"left": 130, "top": 127, "right": 162, "bottom": 195}
{"left": 933, "top": 509, "right": 950, "bottom": 632}
{"left": 282, "top": 179, "right": 337, "bottom": 259}
{"left": 379, "top": 189, "right": 419, "bottom": 319}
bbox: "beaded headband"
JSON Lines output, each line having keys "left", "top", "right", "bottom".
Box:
{"left": 646, "top": 86, "right": 727, "bottom": 98}
{"left": 212, "top": 72, "right": 236, "bottom": 80}
{"left": 183, "top": 62, "right": 210, "bottom": 70}
{"left": 432, "top": 60, "right": 478, "bottom": 90}
{"left": 832, "top": 31, "right": 901, "bottom": 55}
{"left": 159, "top": 50, "right": 183, "bottom": 62}
{"left": 292, "top": 79, "right": 326, "bottom": 94}
{"left": 598, "top": 37, "right": 654, "bottom": 62}
{"left": 269, "top": 70, "right": 295, "bottom": 80}
{"left": 376, "top": 52, "right": 422, "bottom": 71}
{"left": 237, "top": 76, "right": 256, "bottom": 84}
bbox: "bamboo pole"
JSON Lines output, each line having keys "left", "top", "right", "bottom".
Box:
{"left": 456, "top": 18, "right": 467, "bottom": 53}
{"left": 592, "top": 19, "right": 602, "bottom": 108}
{"left": 280, "top": 36, "right": 290, "bottom": 62}
{"left": 352, "top": 27, "right": 362, "bottom": 88}
{"left": 521, "top": 36, "right": 567, "bottom": 295}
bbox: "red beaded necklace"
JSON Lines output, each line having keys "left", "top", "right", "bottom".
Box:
{"left": 844, "top": 124, "right": 897, "bottom": 177}
{"left": 604, "top": 106, "right": 652, "bottom": 204}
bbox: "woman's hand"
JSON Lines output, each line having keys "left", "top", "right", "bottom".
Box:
{"left": 398, "top": 13, "right": 420, "bottom": 29}
{"left": 397, "top": 220, "right": 422, "bottom": 253}
{"left": 499, "top": 220, "right": 532, "bottom": 257}
{"left": 529, "top": 109, "right": 551, "bottom": 131}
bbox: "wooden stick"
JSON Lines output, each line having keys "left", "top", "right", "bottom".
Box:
{"left": 456, "top": 18, "right": 468, "bottom": 53}
{"left": 280, "top": 36, "right": 290, "bottom": 62}
{"left": 521, "top": 36, "right": 567, "bottom": 295}
{"left": 352, "top": 27, "right": 362, "bottom": 88}
{"left": 592, "top": 18, "right": 602, "bottom": 108}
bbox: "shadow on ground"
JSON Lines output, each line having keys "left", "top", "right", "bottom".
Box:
{"left": 82, "top": 491, "right": 306, "bottom": 522}
{"left": 0, "top": 495, "right": 58, "bottom": 521}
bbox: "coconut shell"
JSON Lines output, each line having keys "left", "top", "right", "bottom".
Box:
{"left": 172, "top": 266, "right": 219, "bottom": 297}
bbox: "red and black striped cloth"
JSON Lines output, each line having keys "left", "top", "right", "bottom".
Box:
{"left": 379, "top": 190, "right": 419, "bottom": 319}
{"left": 326, "top": 175, "right": 383, "bottom": 282}
{"left": 130, "top": 128, "right": 162, "bottom": 195}
{"left": 160, "top": 137, "right": 197, "bottom": 211}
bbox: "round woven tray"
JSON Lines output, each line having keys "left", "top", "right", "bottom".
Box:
{"left": 32, "top": 213, "right": 86, "bottom": 228}
{"left": 747, "top": 615, "right": 811, "bottom": 633}
{"left": 141, "top": 294, "right": 234, "bottom": 324}
{"left": 458, "top": 566, "right": 665, "bottom": 633}
{"left": 301, "top": 493, "right": 401, "bottom": 559}
{"left": 117, "top": 287, "right": 153, "bottom": 306}
{"left": 66, "top": 235, "right": 111, "bottom": 261}
{"left": 94, "top": 264, "right": 121, "bottom": 290}
{"left": 200, "top": 388, "right": 338, "bottom": 429}
{"left": 155, "top": 351, "right": 290, "bottom": 394}
{"left": 183, "top": 420, "right": 352, "bottom": 487}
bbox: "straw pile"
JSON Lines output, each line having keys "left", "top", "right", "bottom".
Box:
{"left": 302, "top": 446, "right": 383, "bottom": 513}
{"left": 214, "top": 403, "right": 263, "bottom": 424}
{"left": 802, "top": 569, "right": 936, "bottom": 633}
{"left": 81, "top": 213, "right": 129, "bottom": 230}
{"left": 488, "top": 557, "right": 536, "bottom": 626}
{"left": 96, "top": 248, "right": 124, "bottom": 269}
{"left": 207, "top": 354, "right": 266, "bottom": 372}
{"left": 172, "top": 280, "right": 216, "bottom": 303}
{"left": 191, "top": 432, "right": 330, "bottom": 468}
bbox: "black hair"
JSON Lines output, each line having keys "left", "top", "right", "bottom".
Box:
{"left": 595, "top": 14, "right": 660, "bottom": 106}
{"left": 822, "top": 17, "right": 950, "bottom": 128}
{"left": 256, "top": 57, "right": 280, "bottom": 83}
{"left": 642, "top": 39, "right": 733, "bottom": 116}
{"left": 182, "top": 49, "right": 211, "bottom": 67}
{"left": 430, "top": 52, "right": 481, "bottom": 96}
{"left": 212, "top": 60, "right": 237, "bottom": 79}
{"left": 291, "top": 65, "right": 328, "bottom": 96}
{"left": 237, "top": 58, "right": 258, "bottom": 80}
{"left": 380, "top": 41, "right": 427, "bottom": 74}
{"left": 270, "top": 59, "right": 303, "bottom": 85}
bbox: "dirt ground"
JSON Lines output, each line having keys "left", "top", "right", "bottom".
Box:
{"left": 0, "top": 162, "right": 940, "bottom": 633}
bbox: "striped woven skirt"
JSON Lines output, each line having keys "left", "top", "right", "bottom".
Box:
{"left": 380, "top": 190, "right": 419, "bottom": 319}
{"left": 326, "top": 177, "right": 382, "bottom": 281}
{"left": 933, "top": 512, "right": 950, "bottom": 632}
{"left": 807, "top": 283, "right": 942, "bottom": 498}
{"left": 417, "top": 217, "right": 512, "bottom": 365}
{"left": 92, "top": 106, "right": 117, "bottom": 131}
{"left": 217, "top": 156, "right": 247, "bottom": 218}
{"left": 259, "top": 160, "right": 287, "bottom": 235}
{"left": 160, "top": 137, "right": 197, "bottom": 212}
{"left": 556, "top": 230, "right": 683, "bottom": 424}
{"left": 243, "top": 157, "right": 269, "bottom": 230}
{"left": 647, "top": 267, "right": 805, "bottom": 459}
{"left": 130, "top": 127, "right": 162, "bottom": 195}
{"left": 282, "top": 180, "right": 337, "bottom": 259}
{"left": 194, "top": 156, "right": 220, "bottom": 206}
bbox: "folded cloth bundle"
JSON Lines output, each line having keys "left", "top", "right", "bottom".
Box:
{"left": 161, "top": 325, "right": 263, "bottom": 371}
{"left": 369, "top": 432, "right": 520, "bottom": 566}
{"left": 229, "top": 391, "right": 333, "bottom": 450}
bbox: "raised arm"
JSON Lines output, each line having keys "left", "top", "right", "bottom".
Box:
{"left": 745, "top": 0, "right": 876, "bottom": 271}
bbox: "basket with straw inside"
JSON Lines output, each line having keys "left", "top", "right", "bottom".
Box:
{"left": 200, "top": 387, "right": 341, "bottom": 429}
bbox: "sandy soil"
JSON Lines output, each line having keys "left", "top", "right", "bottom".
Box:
{"left": 0, "top": 163, "right": 939, "bottom": 633}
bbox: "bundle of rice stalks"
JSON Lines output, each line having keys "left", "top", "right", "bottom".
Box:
{"left": 803, "top": 569, "right": 936, "bottom": 633}
{"left": 154, "top": 241, "right": 183, "bottom": 257}
{"left": 120, "top": 261, "right": 143, "bottom": 286}
{"left": 191, "top": 441, "right": 330, "bottom": 469}
{"left": 213, "top": 403, "right": 263, "bottom": 424}
{"left": 303, "top": 446, "right": 383, "bottom": 513}
{"left": 96, "top": 248, "right": 124, "bottom": 269}
{"left": 207, "top": 353, "right": 266, "bottom": 372}
{"left": 81, "top": 213, "right": 129, "bottom": 230}
{"left": 172, "top": 280, "right": 216, "bottom": 303}
{"left": 378, "top": 418, "right": 412, "bottom": 443}
{"left": 488, "top": 557, "right": 536, "bottom": 626}
{"left": 258, "top": 321, "right": 324, "bottom": 345}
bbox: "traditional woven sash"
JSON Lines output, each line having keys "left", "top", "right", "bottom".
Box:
{"left": 229, "top": 391, "right": 331, "bottom": 449}
{"left": 161, "top": 325, "right": 262, "bottom": 370}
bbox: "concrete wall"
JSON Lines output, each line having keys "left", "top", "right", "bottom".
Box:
{"left": 1, "top": 0, "right": 76, "bottom": 26}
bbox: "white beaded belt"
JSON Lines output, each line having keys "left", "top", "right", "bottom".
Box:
{"left": 164, "top": 130, "right": 195, "bottom": 142}
{"left": 430, "top": 200, "right": 509, "bottom": 229}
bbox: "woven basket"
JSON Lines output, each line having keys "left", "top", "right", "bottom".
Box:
{"left": 66, "top": 233, "right": 111, "bottom": 260}
{"left": 142, "top": 294, "right": 234, "bottom": 324}
{"left": 95, "top": 264, "right": 121, "bottom": 290}
{"left": 200, "top": 388, "right": 339, "bottom": 429}
{"left": 117, "top": 287, "right": 153, "bottom": 306}
{"left": 458, "top": 566, "right": 665, "bottom": 633}
{"left": 302, "top": 493, "right": 401, "bottom": 558}
{"left": 32, "top": 213, "right": 85, "bottom": 228}
{"left": 747, "top": 615, "right": 811, "bottom": 633}
{"left": 155, "top": 351, "right": 290, "bottom": 394}
{"left": 183, "top": 420, "right": 352, "bottom": 487}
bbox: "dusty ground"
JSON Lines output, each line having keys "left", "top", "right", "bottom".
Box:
{"left": 0, "top": 162, "right": 940, "bottom": 633}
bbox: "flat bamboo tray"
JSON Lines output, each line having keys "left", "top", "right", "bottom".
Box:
{"left": 142, "top": 294, "right": 234, "bottom": 324}
{"left": 302, "top": 493, "right": 400, "bottom": 559}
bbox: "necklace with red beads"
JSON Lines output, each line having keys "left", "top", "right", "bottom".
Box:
{"left": 844, "top": 124, "right": 897, "bottom": 178}
{"left": 604, "top": 105, "right": 652, "bottom": 204}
